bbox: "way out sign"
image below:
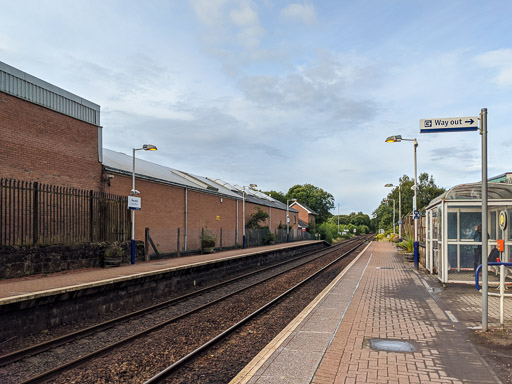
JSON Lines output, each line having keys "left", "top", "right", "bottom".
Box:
{"left": 420, "top": 116, "right": 479, "bottom": 133}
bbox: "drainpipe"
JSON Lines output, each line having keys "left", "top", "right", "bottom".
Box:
{"left": 236, "top": 200, "right": 239, "bottom": 245}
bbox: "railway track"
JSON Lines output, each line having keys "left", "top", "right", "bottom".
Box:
{"left": 1, "top": 235, "right": 371, "bottom": 383}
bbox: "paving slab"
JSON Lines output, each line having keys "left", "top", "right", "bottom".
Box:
{"left": 231, "top": 241, "right": 505, "bottom": 384}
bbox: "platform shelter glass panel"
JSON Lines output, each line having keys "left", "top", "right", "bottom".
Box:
{"left": 425, "top": 182, "right": 512, "bottom": 284}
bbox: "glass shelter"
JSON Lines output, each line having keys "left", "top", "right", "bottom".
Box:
{"left": 425, "top": 182, "right": 512, "bottom": 284}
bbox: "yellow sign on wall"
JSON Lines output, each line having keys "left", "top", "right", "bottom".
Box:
{"left": 216, "top": 216, "right": 220, "bottom": 221}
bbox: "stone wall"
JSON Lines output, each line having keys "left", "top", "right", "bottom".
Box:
{"left": 0, "top": 241, "right": 328, "bottom": 340}
{"left": 0, "top": 241, "right": 144, "bottom": 279}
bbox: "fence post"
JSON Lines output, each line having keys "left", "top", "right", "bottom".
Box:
{"left": 177, "top": 228, "right": 181, "bottom": 257}
{"left": 89, "top": 190, "right": 94, "bottom": 242}
{"left": 220, "top": 228, "right": 223, "bottom": 251}
{"left": 145, "top": 227, "right": 149, "bottom": 261}
{"left": 33, "top": 182, "right": 38, "bottom": 245}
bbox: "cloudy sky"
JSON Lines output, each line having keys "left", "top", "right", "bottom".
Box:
{"left": 1, "top": 0, "right": 511, "bottom": 214}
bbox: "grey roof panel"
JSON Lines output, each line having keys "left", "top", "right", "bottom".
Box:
{"left": 0, "top": 61, "right": 100, "bottom": 125}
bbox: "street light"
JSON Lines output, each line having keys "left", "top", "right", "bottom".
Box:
{"left": 131, "top": 144, "right": 157, "bottom": 264}
{"left": 386, "top": 135, "right": 419, "bottom": 269}
{"left": 286, "top": 198, "right": 297, "bottom": 242}
{"left": 242, "top": 184, "right": 257, "bottom": 249}
{"left": 385, "top": 183, "right": 402, "bottom": 242}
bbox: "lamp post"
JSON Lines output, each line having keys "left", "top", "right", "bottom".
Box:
{"left": 386, "top": 135, "right": 418, "bottom": 269}
{"left": 131, "top": 144, "right": 157, "bottom": 264}
{"left": 286, "top": 198, "right": 297, "bottom": 242}
{"left": 384, "top": 184, "right": 400, "bottom": 239}
{"left": 242, "top": 184, "right": 257, "bottom": 249}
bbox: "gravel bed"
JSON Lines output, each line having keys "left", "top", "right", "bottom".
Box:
{"left": 45, "top": 241, "right": 364, "bottom": 383}
{"left": 0, "top": 244, "right": 353, "bottom": 383}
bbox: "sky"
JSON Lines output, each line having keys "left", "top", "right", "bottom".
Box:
{"left": 1, "top": 0, "right": 511, "bottom": 215}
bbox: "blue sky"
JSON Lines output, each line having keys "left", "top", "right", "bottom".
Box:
{"left": 1, "top": 0, "right": 511, "bottom": 215}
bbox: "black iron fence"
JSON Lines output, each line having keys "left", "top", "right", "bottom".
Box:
{"left": 145, "top": 226, "right": 314, "bottom": 258}
{"left": 0, "top": 178, "right": 130, "bottom": 246}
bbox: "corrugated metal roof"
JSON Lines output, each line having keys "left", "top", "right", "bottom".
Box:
{"left": 0, "top": 61, "right": 100, "bottom": 126}
{"left": 102, "top": 149, "right": 291, "bottom": 210}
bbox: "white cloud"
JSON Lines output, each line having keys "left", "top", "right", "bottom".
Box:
{"left": 189, "top": 0, "right": 228, "bottom": 26}
{"left": 281, "top": 2, "right": 316, "bottom": 26}
{"left": 229, "top": 1, "right": 265, "bottom": 49}
{"left": 475, "top": 48, "right": 512, "bottom": 87}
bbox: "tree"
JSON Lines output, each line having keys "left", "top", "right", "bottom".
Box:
{"left": 373, "top": 172, "right": 445, "bottom": 232}
{"left": 246, "top": 208, "right": 270, "bottom": 229}
{"left": 261, "top": 190, "right": 287, "bottom": 204}
{"left": 286, "top": 184, "right": 335, "bottom": 224}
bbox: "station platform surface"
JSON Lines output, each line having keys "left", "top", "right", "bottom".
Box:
{"left": 231, "top": 241, "right": 506, "bottom": 384}
{"left": 0, "top": 240, "right": 320, "bottom": 304}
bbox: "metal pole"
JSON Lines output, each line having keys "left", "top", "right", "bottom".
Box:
{"left": 131, "top": 148, "right": 136, "bottom": 264}
{"left": 399, "top": 185, "right": 402, "bottom": 242}
{"left": 286, "top": 199, "right": 290, "bottom": 242}
{"left": 413, "top": 139, "right": 419, "bottom": 270}
{"left": 481, "top": 107, "right": 488, "bottom": 331}
{"left": 393, "top": 199, "right": 395, "bottom": 234}
{"left": 242, "top": 190, "right": 246, "bottom": 248}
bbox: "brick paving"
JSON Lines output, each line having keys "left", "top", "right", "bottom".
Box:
{"left": 233, "top": 241, "right": 503, "bottom": 384}
{"left": 313, "top": 241, "right": 497, "bottom": 384}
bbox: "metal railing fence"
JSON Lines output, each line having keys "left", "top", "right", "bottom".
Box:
{"left": 0, "top": 178, "right": 129, "bottom": 246}
{"left": 145, "top": 226, "right": 314, "bottom": 258}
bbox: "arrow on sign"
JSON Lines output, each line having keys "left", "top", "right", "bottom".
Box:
{"left": 465, "top": 118, "right": 475, "bottom": 125}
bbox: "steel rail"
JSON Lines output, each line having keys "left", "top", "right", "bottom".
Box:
{"left": 143, "top": 237, "right": 370, "bottom": 383}
{"left": 0, "top": 239, "right": 355, "bottom": 368}
{"left": 16, "top": 237, "right": 369, "bottom": 384}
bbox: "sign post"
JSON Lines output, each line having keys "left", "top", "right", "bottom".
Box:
{"left": 420, "top": 109, "right": 488, "bottom": 331}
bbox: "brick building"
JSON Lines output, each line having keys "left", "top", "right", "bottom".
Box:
{"left": 290, "top": 201, "right": 318, "bottom": 230}
{"left": 0, "top": 61, "right": 102, "bottom": 191}
{"left": 0, "top": 60, "right": 299, "bottom": 254}
{"left": 102, "top": 149, "right": 297, "bottom": 252}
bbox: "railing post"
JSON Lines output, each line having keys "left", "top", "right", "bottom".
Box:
{"left": 145, "top": 227, "right": 149, "bottom": 261}
{"left": 220, "top": 228, "right": 223, "bottom": 251}
{"left": 33, "top": 182, "right": 38, "bottom": 245}
{"left": 177, "top": 227, "right": 181, "bottom": 257}
{"left": 89, "top": 190, "right": 94, "bottom": 243}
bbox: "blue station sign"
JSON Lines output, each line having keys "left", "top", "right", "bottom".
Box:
{"left": 420, "top": 116, "right": 479, "bottom": 133}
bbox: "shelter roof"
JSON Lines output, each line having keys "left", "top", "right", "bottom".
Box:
{"left": 427, "top": 182, "right": 512, "bottom": 209}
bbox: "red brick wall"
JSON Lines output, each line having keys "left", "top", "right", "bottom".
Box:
{"left": 0, "top": 92, "right": 101, "bottom": 190}
{"left": 105, "top": 172, "right": 296, "bottom": 251}
{"left": 295, "top": 205, "right": 310, "bottom": 225}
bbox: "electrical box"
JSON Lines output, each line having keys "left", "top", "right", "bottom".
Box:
{"left": 497, "top": 239, "right": 505, "bottom": 252}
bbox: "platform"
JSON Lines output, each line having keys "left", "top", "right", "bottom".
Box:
{"left": 0, "top": 240, "right": 321, "bottom": 304}
{"left": 231, "top": 241, "right": 506, "bottom": 384}
{"left": 0, "top": 240, "right": 326, "bottom": 341}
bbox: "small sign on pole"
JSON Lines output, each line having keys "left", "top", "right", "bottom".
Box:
{"left": 128, "top": 196, "right": 141, "bottom": 210}
{"left": 420, "top": 116, "right": 479, "bottom": 133}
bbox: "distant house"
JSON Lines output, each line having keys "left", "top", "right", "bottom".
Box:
{"left": 290, "top": 201, "right": 318, "bottom": 230}
{"left": 489, "top": 172, "right": 512, "bottom": 184}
